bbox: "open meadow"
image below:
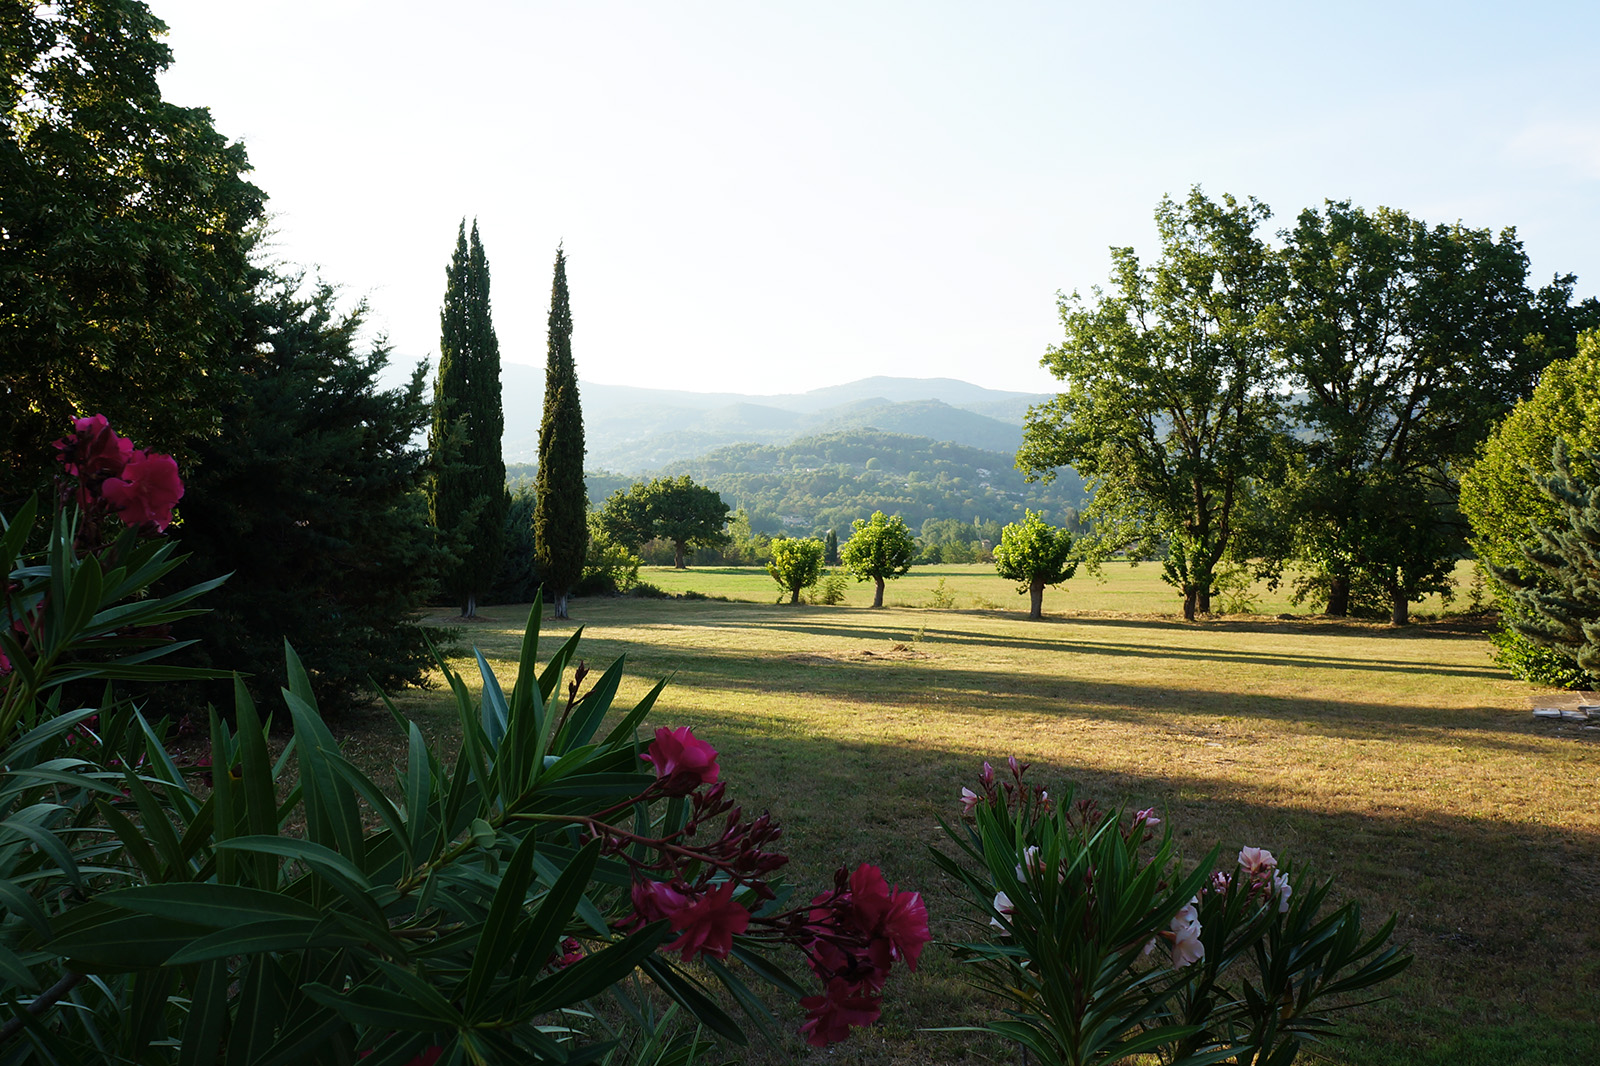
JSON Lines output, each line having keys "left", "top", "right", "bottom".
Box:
{"left": 366, "top": 563, "right": 1599, "bottom": 1065}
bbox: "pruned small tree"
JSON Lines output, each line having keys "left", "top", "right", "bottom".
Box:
{"left": 839, "top": 511, "right": 916, "bottom": 608}
{"left": 993, "top": 511, "right": 1078, "bottom": 620}
{"left": 768, "top": 537, "right": 825, "bottom": 604}
{"left": 1493, "top": 440, "right": 1600, "bottom": 675}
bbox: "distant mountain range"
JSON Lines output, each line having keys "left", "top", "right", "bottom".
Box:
{"left": 499, "top": 368, "right": 1053, "bottom": 472}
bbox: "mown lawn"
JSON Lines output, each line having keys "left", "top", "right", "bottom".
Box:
{"left": 360, "top": 564, "right": 1597, "bottom": 1065}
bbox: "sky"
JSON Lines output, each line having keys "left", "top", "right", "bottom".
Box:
{"left": 148, "top": 0, "right": 1600, "bottom": 398}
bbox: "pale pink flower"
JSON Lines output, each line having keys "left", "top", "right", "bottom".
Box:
{"left": 1134, "top": 807, "right": 1161, "bottom": 827}
{"left": 1170, "top": 923, "right": 1205, "bottom": 967}
{"left": 960, "top": 787, "right": 980, "bottom": 813}
{"left": 990, "top": 891, "right": 1014, "bottom": 930}
{"left": 1238, "top": 846, "right": 1277, "bottom": 879}
{"left": 1272, "top": 871, "right": 1292, "bottom": 913}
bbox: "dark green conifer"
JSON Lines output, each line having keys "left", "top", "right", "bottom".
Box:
{"left": 824, "top": 529, "right": 839, "bottom": 566}
{"left": 535, "top": 246, "right": 588, "bottom": 619}
{"left": 429, "top": 220, "right": 506, "bottom": 617}
{"left": 1495, "top": 440, "right": 1600, "bottom": 674}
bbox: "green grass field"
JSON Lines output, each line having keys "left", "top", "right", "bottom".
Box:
{"left": 365, "top": 563, "right": 1598, "bottom": 1065}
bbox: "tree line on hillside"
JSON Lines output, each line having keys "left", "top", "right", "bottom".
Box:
{"left": 1020, "top": 189, "right": 1600, "bottom": 623}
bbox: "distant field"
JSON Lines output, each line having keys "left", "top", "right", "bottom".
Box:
{"left": 363, "top": 563, "right": 1594, "bottom": 1066}
{"left": 636, "top": 559, "right": 1478, "bottom": 618}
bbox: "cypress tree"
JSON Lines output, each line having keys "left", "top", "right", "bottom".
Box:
{"left": 535, "top": 246, "right": 588, "bottom": 619}
{"left": 824, "top": 529, "right": 839, "bottom": 566}
{"left": 429, "top": 220, "right": 506, "bottom": 617}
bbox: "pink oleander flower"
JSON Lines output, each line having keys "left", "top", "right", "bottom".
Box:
{"left": 1273, "top": 870, "right": 1293, "bottom": 912}
{"left": 631, "top": 879, "right": 694, "bottom": 924}
{"left": 1238, "top": 846, "right": 1277, "bottom": 880}
{"left": 960, "top": 786, "right": 980, "bottom": 813}
{"left": 54, "top": 414, "right": 133, "bottom": 480}
{"left": 990, "top": 890, "right": 1014, "bottom": 930}
{"left": 799, "top": 977, "right": 883, "bottom": 1047}
{"left": 880, "top": 885, "right": 930, "bottom": 971}
{"left": 1134, "top": 807, "right": 1161, "bottom": 827}
{"left": 641, "top": 725, "right": 720, "bottom": 795}
{"left": 101, "top": 450, "right": 184, "bottom": 531}
{"left": 663, "top": 881, "right": 748, "bottom": 961}
{"left": 1168, "top": 897, "right": 1204, "bottom": 967}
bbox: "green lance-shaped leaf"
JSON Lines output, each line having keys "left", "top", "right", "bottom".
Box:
{"left": 282, "top": 648, "right": 364, "bottom": 867}
{"left": 175, "top": 959, "right": 230, "bottom": 1066}
{"left": 640, "top": 955, "right": 747, "bottom": 1045}
{"left": 100, "top": 882, "right": 320, "bottom": 926}
{"left": 461, "top": 822, "right": 542, "bottom": 1011}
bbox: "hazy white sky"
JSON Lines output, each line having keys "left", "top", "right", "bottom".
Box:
{"left": 149, "top": 1, "right": 1600, "bottom": 397}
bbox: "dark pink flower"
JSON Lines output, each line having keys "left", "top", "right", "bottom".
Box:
{"left": 663, "top": 881, "right": 748, "bottom": 961}
{"left": 881, "top": 889, "right": 930, "bottom": 971}
{"left": 100, "top": 450, "right": 183, "bottom": 531}
{"left": 799, "top": 978, "right": 883, "bottom": 1047}
{"left": 631, "top": 879, "right": 694, "bottom": 924}
{"left": 641, "top": 726, "right": 719, "bottom": 795}
{"left": 54, "top": 414, "right": 132, "bottom": 480}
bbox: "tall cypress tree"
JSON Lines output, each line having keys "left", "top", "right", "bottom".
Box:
{"left": 429, "top": 220, "right": 506, "bottom": 617}
{"left": 535, "top": 246, "right": 588, "bottom": 619}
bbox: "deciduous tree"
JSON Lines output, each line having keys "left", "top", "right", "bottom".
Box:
{"left": 598, "top": 476, "right": 730, "bottom": 568}
{"left": 1275, "top": 202, "right": 1584, "bottom": 624}
{"left": 535, "top": 246, "right": 587, "bottom": 619}
{"left": 993, "top": 511, "right": 1078, "bottom": 620}
{"left": 429, "top": 220, "right": 506, "bottom": 617}
{"left": 1, "top": 0, "right": 264, "bottom": 495}
{"left": 839, "top": 511, "right": 916, "bottom": 608}
{"left": 1018, "top": 189, "right": 1286, "bottom": 621}
{"left": 768, "top": 537, "right": 825, "bottom": 604}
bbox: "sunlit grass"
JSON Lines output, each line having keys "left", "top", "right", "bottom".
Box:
{"left": 358, "top": 568, "right": 1597, "bottom": 1065}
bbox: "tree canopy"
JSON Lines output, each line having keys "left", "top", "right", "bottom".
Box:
{"left": 1273, "top": 201, "right": 1584, "bottom": 623}
{"left": 1, "top": 0, "right": 264, "bottom": 495}
{"left": 535, "top": 246, "right": 587, "bottom": 618}
{"left": 993, "top": 511, "right": 1078, "bottom": 620}
{"left": 839, "top": 511, "right": 916, "bottom": 608}
{"left": 1018, "top": 189, "right": 1285, "bottom": 621}
{"left": 429, "top": 220, "right": 506, "bottom": 617}
{"left": 597, "top": 476, "right": 730, "bottom": 569}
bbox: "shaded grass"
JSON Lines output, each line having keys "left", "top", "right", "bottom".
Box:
{"left": 360, "top": 573, "right": 1595, "bottom": 1065}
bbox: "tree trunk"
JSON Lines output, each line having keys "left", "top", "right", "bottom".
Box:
{"left": 1326, "top": 575, "right": 1350, "bottom": 617}
{"left": 872, "top": 576, "right": 885, "bottom": 608}
{"left": 1182, "top": 588, "right": 1197, "bottom": 622}
{"left": 1029, "top": 579, "right": 1045, "bottom": 620}
{"left": 789, "top": 588, "right": 800, "bottom": 605}
{"left": 554, "top": 592, "right": 569, "bottom": 620}
{"left": 462, "top": 593, "right": 477, "bottom": 619}
{"left": 1390, "top": 577, "right": 1409, "bottom": 626}
{"left": 674, "top": 540, "right": 687, "bottom": 569}
{"left": 1197, "top": 586, "right": 1212, "bottom": 615}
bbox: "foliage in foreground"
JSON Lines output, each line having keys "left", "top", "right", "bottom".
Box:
{"left": 0, "top": 427, "right": 929, "bottom": 1063}
{"left": 933, "top": 759, "right": 1411, "bottom": 1065}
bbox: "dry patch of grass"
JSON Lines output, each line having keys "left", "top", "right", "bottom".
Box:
{"left": 370, "top": 575, "right": 1597, "bottom": 1065}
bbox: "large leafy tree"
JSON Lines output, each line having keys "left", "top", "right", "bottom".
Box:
{"left": 597, "top": 476, "right": 729, "bottom": 569}
{"left": 1, "top": 0, "right": 264, "bottom": 495}
{"left": 839, "top": 511, "right": 916, "bottom": 608}
{"left": 174, "top": 274, "right": 450, "bottom": 712}
{"left": 534, "top": 246, "right": 587, "bottom": 619}
{"left": 1018, "top": 189, "right": 1286, "bottom": 621}
{"left": 1274, "top": 202, "right": 1585, "bottom": 624}
{"left": 993, "top": 510, "right": 1077, "bottom": 620}
{"left": 429, "top": 220, "right": 506, "bottom": 617}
